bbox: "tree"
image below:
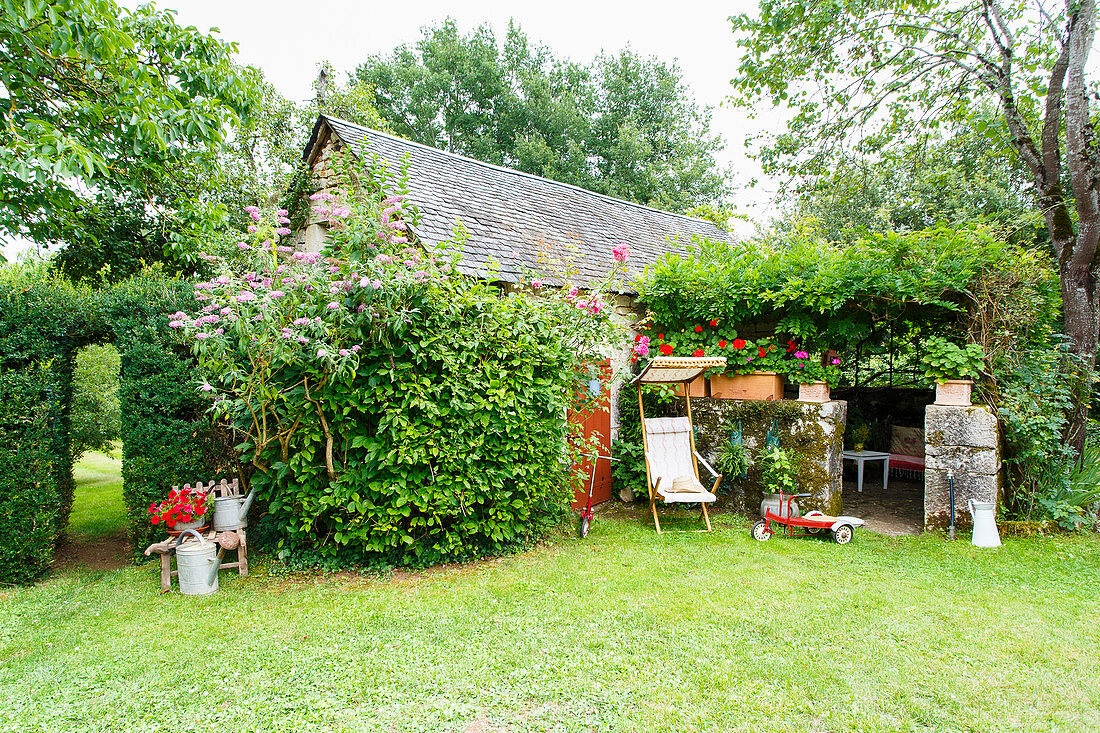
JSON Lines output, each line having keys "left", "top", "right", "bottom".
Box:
{"left": 70, "top": 344, "right": 121, "bottom": 459}
{"left": 781, "top": 121, "right": 1041, "bottom": 243}
{"left": 0, "top": 0, "right": 255, "bottom": 257}
{"left": 356, "top": 18, "right": 729, "bottom": 212}
{"left": 731, "top": 0, "right": 1098, "bottom": 447}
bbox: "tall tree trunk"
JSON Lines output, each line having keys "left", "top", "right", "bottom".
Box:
{"left": 1062, "top": 0, "right": 1100, "bottom": 452}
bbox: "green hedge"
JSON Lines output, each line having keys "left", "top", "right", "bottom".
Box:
{"left": 0, "top": 268, "right": 235, "bottom": 583}
{"left": 102, "top": 277, "right": 239, "bottom": 553}
{"left": 0, "top": 266, "right": 98, "bottom": 583}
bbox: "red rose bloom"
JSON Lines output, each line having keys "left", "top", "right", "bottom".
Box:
{"left": 718, "top": 340, "right": 728, "bottom": 348}
{"left": 732, "top": 339, "right": 746, "bottom": 349}
{"left": 709, "top": 319, "right": 719, "bottom": 327}
{"left": 659, "top": 343, "right": 674, "bottom": 355}
{"left": 692, "top": 348, "right": 705, "bottom": 357}
{"left": 695, "top": 325, "right": 703, "bottom": 333}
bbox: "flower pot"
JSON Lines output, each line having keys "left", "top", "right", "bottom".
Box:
{"left": 672, "top": 375, "right": 708, "bottom": 397}
{"left": 761, "top": 493, "right": 799, "bottom": 519}
{"left": 935, "top": 379, "right": 973, "bottom": 406}
{"left": 798, "top": 381, "right": 830, "bottom": 403}
{"left": 709, "top": 372, "right": 783, "bottom": 401}
{"left": 166, "top": 518, "right": 209, "bottom": 537}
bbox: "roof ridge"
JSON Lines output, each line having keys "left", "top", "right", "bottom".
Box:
{"left": 319, "top": 114, "right": 721, "bottom": 229}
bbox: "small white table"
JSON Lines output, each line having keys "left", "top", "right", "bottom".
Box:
{"left": 842, "top": 450, "right": 890, "bottom": 493}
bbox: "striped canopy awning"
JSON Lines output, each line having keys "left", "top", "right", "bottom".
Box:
{"left": 630, "top": 357, "right": 727, "bottom": 385}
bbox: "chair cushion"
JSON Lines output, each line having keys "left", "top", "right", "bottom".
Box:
{"left": 890, "top": 425, "right": 924, "bottom": 457}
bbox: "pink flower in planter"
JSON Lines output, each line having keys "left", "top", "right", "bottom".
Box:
{"left": 831, "top": 357, "right": 841, "bottom": 365}
{"left": 794, "top": 350, "right": 809, "bottom": 359}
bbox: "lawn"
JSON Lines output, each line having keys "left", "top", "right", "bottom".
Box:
{"left": 68, "top": 446, "right": 126, "bottom": 542}
{"left": 3, "top": 499, "right": 1099, "bottom": 731}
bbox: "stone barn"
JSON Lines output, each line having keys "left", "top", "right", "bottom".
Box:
{"left": 294, "top": 114, "right": 735, "bottom": 505}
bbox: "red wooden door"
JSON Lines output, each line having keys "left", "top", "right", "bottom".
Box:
{"left": 569, "top": 361, "right": 614, "bottom": 509}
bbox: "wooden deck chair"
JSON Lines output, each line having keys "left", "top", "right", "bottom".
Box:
{"left": 631, "top": 356, "right": 727, "bottom": 533}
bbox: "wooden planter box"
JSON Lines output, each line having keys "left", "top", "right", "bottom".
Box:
{"left": 935, "top": 379, "right": 973, "bottom": 406}
{"left": 673, "top": 376, "right": 708, "bottom": 397}
{"left": 797, "top": 381, "right": 830, "bottom": 403}
{"left": 709, "top": 372, "right": 783, "bottom": 401}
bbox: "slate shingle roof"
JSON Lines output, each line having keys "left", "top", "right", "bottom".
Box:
{"left": 305, "top": 115, "right": 734, "bottom": 290}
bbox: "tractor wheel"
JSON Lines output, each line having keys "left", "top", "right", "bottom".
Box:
{"left": 833, "top": 524, "right": 854, "bottom": 545}
{"left": 751, "top": 520, "right": 772, "bottom": 542}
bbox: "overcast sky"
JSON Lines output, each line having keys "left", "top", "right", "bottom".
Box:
{"left": 3, "top": 1, "right": 777, "bottom": 261}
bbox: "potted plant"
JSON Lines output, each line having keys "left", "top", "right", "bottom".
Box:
{"left": 759, "top": 445, "right": 799, "bottom": 518}
{"left": 789, "top": 350, "right": 840, "bottom": 402}
{"left": 708, "top": 337, "right": 785, "bottom": 400}
{"left": 922, "top": 337, "right": 984, "bottom": 406}
{"left": 148, "top": 485, "right": 212, "bottom": 535}
{"left": 851, "top": 423, "right": 871, "bottom": 452}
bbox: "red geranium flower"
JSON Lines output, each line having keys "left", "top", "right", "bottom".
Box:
{"left": 718, "top": 340, "right": 728, "bottom": 348}
{"left": 694, "top": 325, "right": 703, "bottom": 333}
{"left": 758, "top": 347, "right": 767, "bottom": 358}
{"left": 786, "top": 340, "right": 797, "bottom": 352}
{"left": 634, "top": 334, "right": 642, "bottom": 342}
{"left": 732, "top": 339, "right": 746, "bottom": 349}
{"left": 709, "top": 319, "right": 719, "bottom": 327}
{"left": 659, "top": 343, "right": 674, "bottom": 355}
{"left": 692, "top": 348, "right": 705, "bottom": 357}
{"left": 658, "top": 333, "right": 664, "bottom": 340}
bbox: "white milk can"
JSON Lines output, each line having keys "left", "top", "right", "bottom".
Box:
{"left": 968, "top": 500, "right": 1001, "bottom": 548}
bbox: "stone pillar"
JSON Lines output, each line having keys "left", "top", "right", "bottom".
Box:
{"left": 924, "top": 405, "right": 1001, "bottom": 531}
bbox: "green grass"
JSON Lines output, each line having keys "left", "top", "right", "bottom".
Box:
{"left": 69, "top": 446, "right": 126, "bottom": 541}
{"left": 3, "top": 511, "right": 1099, "bottom": 732}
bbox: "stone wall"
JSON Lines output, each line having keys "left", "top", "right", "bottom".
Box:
{"left": 924, "top": 405, "right": 1002, "bottom": 530}
{"left": 687, "top": 398, "right": 847, "bottom": 516}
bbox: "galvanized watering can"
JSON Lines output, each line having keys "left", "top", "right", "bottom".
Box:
{"left": 213, "top": 488, "right": 255, "bottom": 532}
{"left": 175, "top": 529, "right": 221, "bottom": 595}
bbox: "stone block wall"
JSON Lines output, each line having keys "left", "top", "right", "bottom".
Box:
{"left": 687, "top": 398, "right": 847, "bottom": 516}
{"left": 924, "top": 405, "right": 1002, "bottom": 530}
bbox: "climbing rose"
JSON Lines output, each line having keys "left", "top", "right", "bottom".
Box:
{"left": 659, "top": 344, "right": 674, "bottom": 356}
{"left": 613, "top": 243, "right": 630, "bottom": 262}
{"left": 692, "top": 349, "right": 705, "bottom": 357}
{"left": 732, "top": 339, "right": 746, "bottom": 349}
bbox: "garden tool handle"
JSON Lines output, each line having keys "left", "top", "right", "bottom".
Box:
{"left": 178, "top": 529, "right": 206, "bottom": 546}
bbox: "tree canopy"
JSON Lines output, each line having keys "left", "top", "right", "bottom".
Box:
{"left": 0, "top": 0, "right": 255, "bottom": 252}
{"left": 731, "top": 0, "right": 1099, "bottom": 447}
{"left": 355, "top": 18, "right": 730, "bottom": 212}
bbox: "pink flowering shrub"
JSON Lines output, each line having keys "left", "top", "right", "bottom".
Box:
{"left": 178, "top": 155, "right": 626, "bottom": 567}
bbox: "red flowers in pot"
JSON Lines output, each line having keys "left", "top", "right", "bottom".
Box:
{"left": 148, "top": 486, "right": 211, "bottom": 528}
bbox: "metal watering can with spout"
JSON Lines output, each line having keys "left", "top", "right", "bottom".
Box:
{"left": 213, "top": 488, "right": 256, "bottom": 532}
{"left": 175, "top": 529, "right": 221, "bottom": 595}
{"left": 968, "top": 499, "right": 1001, "bottom": 548}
